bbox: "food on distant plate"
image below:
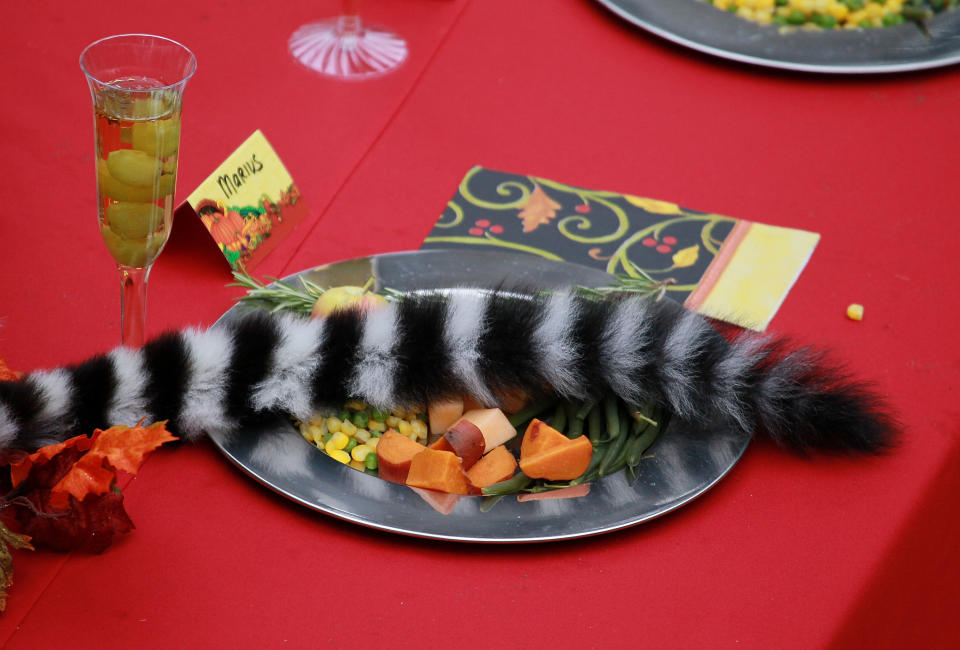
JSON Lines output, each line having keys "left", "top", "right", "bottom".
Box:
{"left": 704, "top": 0, "right": 953, "bottom": 30}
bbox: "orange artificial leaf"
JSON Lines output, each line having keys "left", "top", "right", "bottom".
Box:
{"left": 49, "top": 454, "right": 117, "bottom": 509}
{"left": 10, "top": 434, "right": 96, "bottom": 488}
{"left": 517, "top": 184, "right": 561, "bottom": 233}
{"left": 90, "top": 420, "right": 178, "bottom": 474}
{"left": 0, "top": 355, "right": 22, "bottom": 382}
{"left": 49, "top": 421, "right": 177, "bottom": 505}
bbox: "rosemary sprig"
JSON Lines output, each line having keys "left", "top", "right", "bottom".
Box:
{"left": 229, "top": 264, "right": 674, "bottom": 316}
{"left": 573, "top": 262, "right": 675, "bottom": 301}
{"left": 228, "top": 271, "right": 326, "bottom": 315}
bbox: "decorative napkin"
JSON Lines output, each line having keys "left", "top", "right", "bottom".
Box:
{"left": 421, "top": 166, "right": 819, "bottom": 331}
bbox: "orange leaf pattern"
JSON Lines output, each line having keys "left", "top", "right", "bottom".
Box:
{"left": 517, "top": 184, "right": 561, "bottom": 233}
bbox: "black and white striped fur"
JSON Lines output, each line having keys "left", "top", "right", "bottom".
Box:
{"left": 0, "top": 290, "right": 897, "bottom": 454}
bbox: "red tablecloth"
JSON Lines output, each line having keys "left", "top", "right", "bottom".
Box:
{"left": 1, "top": 1, "right": 958, "bottom": 647}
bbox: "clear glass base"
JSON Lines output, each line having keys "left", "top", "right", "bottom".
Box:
{"left": 289, "top": 16, "right": 408, "bottom": 79}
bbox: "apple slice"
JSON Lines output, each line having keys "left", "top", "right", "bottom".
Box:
{"left": 459, "top": 408, "right": 517, "bottom": 451}
{"left": 311, "top": 286, "right": 387, "bottom": 318}
{"left": 442, "top": 419, "right": 485, "bottom": 469}
{"left": 427, "top": 397, "right": 464, "bottom": 438}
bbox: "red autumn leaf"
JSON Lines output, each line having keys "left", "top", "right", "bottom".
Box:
{"left": 517, "top": 184, "right": 562, "bottom": 233}
{"left": 10, "top": 434, "right": 95, "bottom": 489}
{"left": 13, "top": 488, "right": 134, "bottom": 554}
{"left": 50, "top": 421, "right": 177, "bottom": 507}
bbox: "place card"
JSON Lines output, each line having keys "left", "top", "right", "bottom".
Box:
{"left": 421, "top": 166, "right": 819, "bottom": 331}
{"left": 176, "top": 129, "right": 309, "bottom": 271}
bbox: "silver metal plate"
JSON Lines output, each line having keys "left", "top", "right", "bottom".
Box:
{"left": 596, "top": 0, "right": 960, "bottom": 74}
{"left": 208, "top": 250, "right": 750, "bottom": 542}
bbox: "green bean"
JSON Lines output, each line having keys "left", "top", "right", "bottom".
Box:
{"left": 481, "top": 471, "right": 533, "bottom": 496}
{"left": 570, "top": 442, "right": 606, "bottom": 485}
{"left": 626, "top": 422, "right": 660, "bottom": 468}
{"left": 565, "top": 400, "right": 589, "bottom": 439}
{"left": 480, "top": 494, "right": 505, "bottom": 512}
{"left": 550, "top": 402, "right": 567, "bottom": 434}
{"left": 902, "top": 5, "right": 933, "bottom": 19}
{"left": 587, "top": 403, "right": 604, "bottom": 444}
{"left": 604, "top": 394, "right": 620, "bottom": 440}
{"left": 508, "top": 397, "right": 557, "bottom": 428}
{"left": 574, "top": 399, "right": 594, "bottom": 420}
{"left": 599, "top": 407, "right": 631, "bottom": 477}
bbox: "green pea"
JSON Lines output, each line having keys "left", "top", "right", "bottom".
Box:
{"left": 351, "top": 410, "right": 369, "bottom": 428}
{"left": 365, "top": 452, "right": 378, "bottom": 470}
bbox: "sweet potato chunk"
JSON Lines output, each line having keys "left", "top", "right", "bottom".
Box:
{"left": 377, "top": 430, "right": 426, "bottom": 484}
{"left": 520, "top": 419, "right": 568, "bottom": 459}
{"left": 405, "top": 449, "right": 470, "bottom": 495}
{"left": 465, "top": 445, "right": 518, "bottom": 489}
{"left": 519, "top": 419, "right": 593, "bottom": 481}
{"left": 520, "top": 435, "right": 593, "bottom": 481}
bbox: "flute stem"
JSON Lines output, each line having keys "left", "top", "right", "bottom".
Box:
{"left": 119, "top": 265, "right": 151, "bottom": 348}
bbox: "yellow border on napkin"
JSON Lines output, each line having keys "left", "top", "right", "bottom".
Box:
{"left": 684, "top": 221, "right": 820, "bottom": 331}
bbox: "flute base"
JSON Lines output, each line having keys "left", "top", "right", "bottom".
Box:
{"left": 289, "top": 17, "right": 408, "bottom": 79}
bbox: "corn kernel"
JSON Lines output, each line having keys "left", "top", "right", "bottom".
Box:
{"left": 386, "top": 415, "right": 403, "bottom": 428}
{"left": 349, "top": 459, "right": 366, "bottom": 471}
{"left": 351, "top": 444, "right": 373, "bottom": 462}
{"left": 328, "top": 449, "right": 351, "bottom": 464}
{"left": 368, "top": 420, "right": 386, "bottom": 432}
{"left": 397, "top": 420, "right": 412, "bottom": 436}
{"left": 340, "top": 419, "right": 358, "bottom": 437}
{"left": 345, "top": 399, "right": 367, "bottom": 411}
{"left": 327, "top": 431, "right": 349, "bottom": 451}
{"left": 829, "top": 3, "right": 849, "bottom": 20}
{"left": 411, "top": 419, "right": 428, "bottom": 439}
{"left": 326, "top": 416, "right": 342, "bottom": 433}
{"left": 846, "top": 303, "right": 864, "bottom": 321}
{"left": 367, "top": 436, "right": 380, "bottom": 450}
{"left": 354, "top": 428, "right": 371, "bottom": 443}
{"left": 299, "top": 422, "right": 313, "bottom": 441}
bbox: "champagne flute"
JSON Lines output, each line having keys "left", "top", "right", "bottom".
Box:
{"left": 80, "top": 34, "right": 196, "bottom": 347}
{"left": 289, "top": 0, "right": 408, "bottom": 79}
